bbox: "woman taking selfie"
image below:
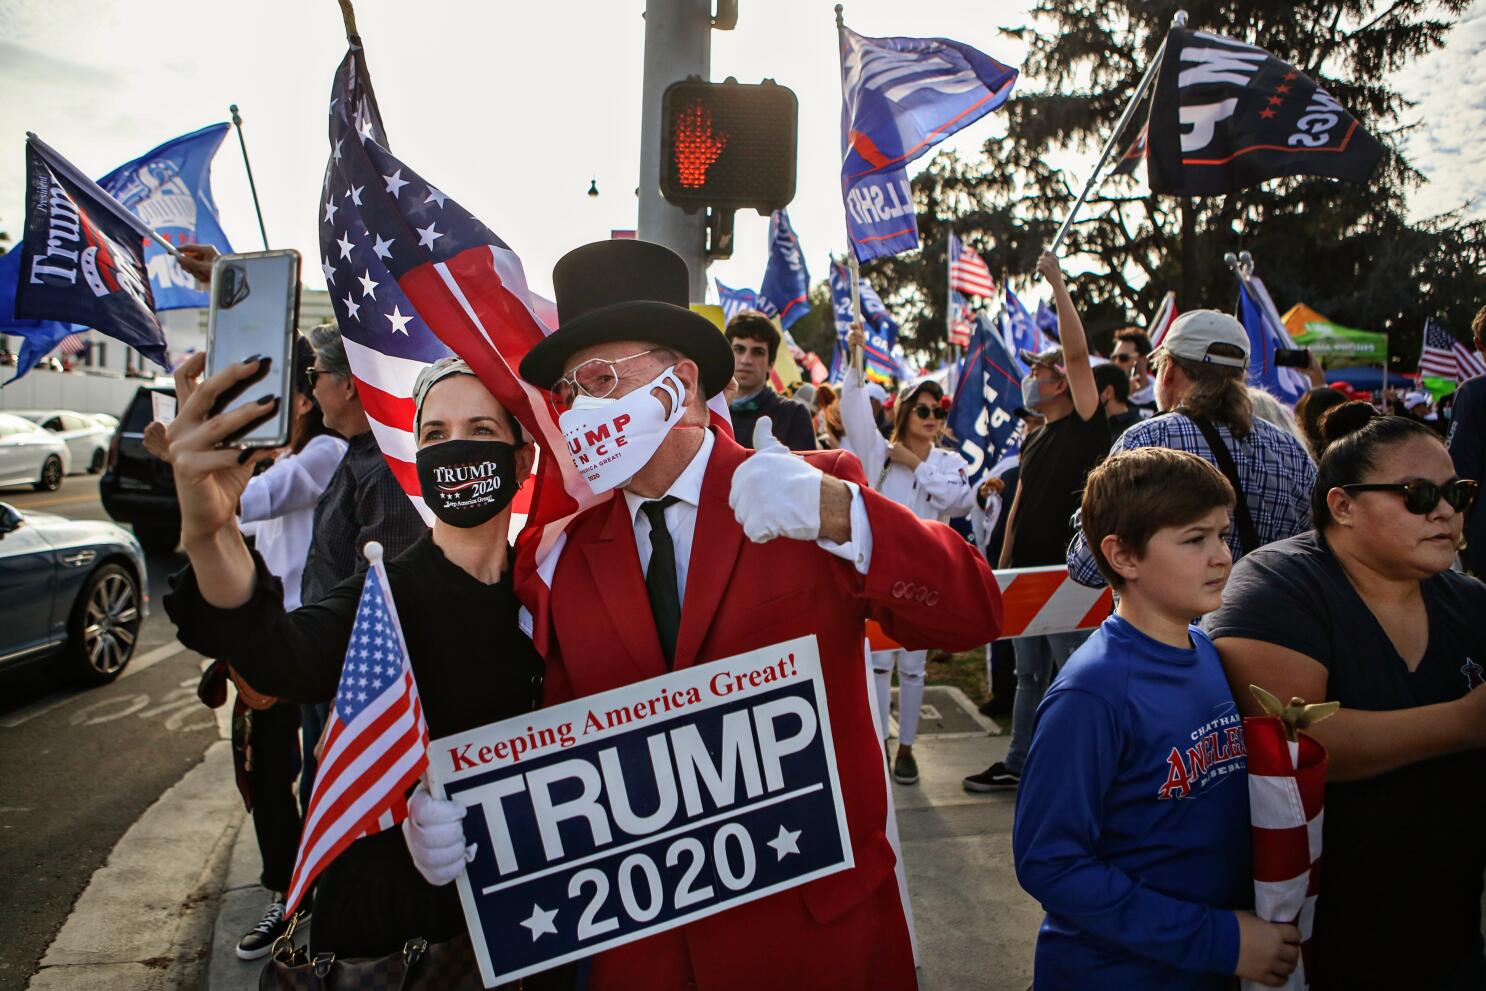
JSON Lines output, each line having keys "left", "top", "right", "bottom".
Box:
{"left": 841, "top": 328, "right": 975, "bottom": 785}
{"left": 162, "top": 352, "right": 570, "bottom": 987}
{"left": 1206, "top": 402, "right": 1486, "bottom": 990}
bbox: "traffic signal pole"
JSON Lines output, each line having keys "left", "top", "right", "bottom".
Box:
{"left": 639, "top": 0, "right": 711, "bottom": 301}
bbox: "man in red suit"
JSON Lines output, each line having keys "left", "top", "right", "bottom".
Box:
{"left": 410, "top": 240, "right": 1003, "bottom": 990}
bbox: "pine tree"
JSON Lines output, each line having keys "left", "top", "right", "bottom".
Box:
{"left": 856, "top": 0, "right": 1484, "bottom": 369}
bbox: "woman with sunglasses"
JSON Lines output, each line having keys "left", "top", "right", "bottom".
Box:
{"left": 842, "top": 327, "right": 976, "bottom": 785}
{"left": 1206, "top": 401, "right": 1486, "bottom": 991}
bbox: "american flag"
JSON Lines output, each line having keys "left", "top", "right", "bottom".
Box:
{"left": 948, "top": 232, "right": 995, "bottom": 297}
{"left": 284, "top": 547, "right": 427, "bottom": 915}
{"left": 1146, "top": 290, "right": 1179, "bottom": 348}
{"left": 1418, "top": 318, "right": 1486, "bottom": 382}
{"left": 320, "top": 39, "right": 730, "bottom": 657}
{"left": 58, "top": 333, "right": 88, "bottom": 356}
{"left": 318, "top": 44, "right": 557, "bottom": 528}
{"left": 947, "top": 289, "right": 974, "bottom": 348}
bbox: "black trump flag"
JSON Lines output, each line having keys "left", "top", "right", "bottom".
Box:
{"left": 1145, "top": 28, "right": 1383, "bottom": 196}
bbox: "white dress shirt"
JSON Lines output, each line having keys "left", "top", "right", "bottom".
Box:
{"left": 237, "top": 433, "right": 348, "bottom": 610}
{"left": 622, "top": 429, "right": 872, "bottom": 606}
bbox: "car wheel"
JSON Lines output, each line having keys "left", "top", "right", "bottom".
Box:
{"left": 64, "top": 563, "right": 142, "bottom": 685}
{"left": 135, "top": 524, "right": 179, "bottom": 554}
{"left": 34, "top": 455, "right": 63, "bottom": 492}
{"left": 89, "top": 448, "right": 106, "bottom": 473}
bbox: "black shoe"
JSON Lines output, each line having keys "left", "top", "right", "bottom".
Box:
{"left": 892, "top": 750, "right": 919, "bottom": 785}
{"left": 979, "top": 696, "right": 1014, "bottom": 718}
{"left": 237, "top": 894, "right": 288, "bottom": 961}
{"left": 963, "top": 761, "right": 1019, "bottom": 793}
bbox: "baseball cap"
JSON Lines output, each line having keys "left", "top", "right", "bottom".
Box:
{"left": 1018, "top": 346, "right": 1065, "bottom": 373}
{"left": 864, "top": 382, "right": 888, "bottom": 404}
{"left": 1403, "top": 390, "right": 1431, "bottom": 408}
{"left": 1156, "top": 310, "right": 1249, "bottom": 368}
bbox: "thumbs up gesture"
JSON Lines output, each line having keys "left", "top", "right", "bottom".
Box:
{"left": 729, "top": 416, "right": 825, "bottom": 543}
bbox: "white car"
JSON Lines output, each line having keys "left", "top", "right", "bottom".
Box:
{"left": 16, "top": 410, "right": 112, "bottom": 474}
{"left": 0, "top": 413, "right": 72, "bottom": 491}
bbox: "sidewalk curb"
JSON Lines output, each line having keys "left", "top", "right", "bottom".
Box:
{"left": 25, "top": 739, "right": 246, "bottom": 991}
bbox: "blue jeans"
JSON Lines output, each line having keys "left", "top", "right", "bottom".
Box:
{"left": 1004, "top": 630, "right": 1091, "bottom": 774}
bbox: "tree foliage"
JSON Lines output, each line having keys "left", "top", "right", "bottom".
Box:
{"left": 838, "top": 0, "right": 1484, "bottom": 370}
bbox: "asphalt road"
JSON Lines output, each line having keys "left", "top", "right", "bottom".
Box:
{"left": 0, "top": 475, "right": 218, "bottom": 991}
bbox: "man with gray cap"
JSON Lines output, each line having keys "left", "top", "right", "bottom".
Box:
{"left": 1065, "top": 308, "right": 1316, "bottom": 590}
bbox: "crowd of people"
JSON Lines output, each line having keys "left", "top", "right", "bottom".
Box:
{"left": 156, "top": 237, "right": 1486, "bottom": 990}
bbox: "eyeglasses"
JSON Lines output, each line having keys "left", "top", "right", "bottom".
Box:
{"left": 553, "top": 349, "right": 660, "bottom": 407}
{"left": 1341, "top": 479, "right": 1478, "bottom": 515}
{"left": 1112, "top": 353, "right": 1137, "bottom": 364}
{"left": 304, "top": 366, "right": 323, "bottom": 388}
{"left": 911, "top": 403, "right": 948, "bottom": 421}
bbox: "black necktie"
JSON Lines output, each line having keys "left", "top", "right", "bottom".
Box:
{"left": 640, "top": 496, "right": 682, "bottom": 668}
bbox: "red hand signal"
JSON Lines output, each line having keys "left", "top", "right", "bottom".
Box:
{"left": 673, "top": 100, "right": 729, "bottom": 189}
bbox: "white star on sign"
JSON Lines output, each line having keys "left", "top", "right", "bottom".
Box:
{"left": 416, "top": 222, "right": 443, "bottom": 249}
{"left": 344, "top": 184, "right": 364, "bottom": 206}
{"left": 386, "top": 306, "right": 413, "bottom": 336}
{"left": 336, "top": 232, "right": 355, "bottom": 260}
{"left": 371, "top": 233, "right": 395, "bottom": 261}
{"left": 766, "top": 824, "right": 801, "bottom": 860}
{"left": 321, "top": 261, "right": 337, "bottom": 286}
{"left": 424, "top": 186, "right": 447, "bottom": 208}
{"left": 342, "top": 294, "right": 361, "bottom": 321}
{"left": 358, "top": 270, "right": 379, "bottom": 300}
{"left": 520, "top": 903, "right": 558, "bottom": 941}
{"left": 384, "top": 169, "right": 409, "bottom": 198}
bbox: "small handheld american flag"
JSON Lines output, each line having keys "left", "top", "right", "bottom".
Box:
{"left": 284, "top": 541, "right": 429, "bottom": 915}
{"left": 1418, "top": 318, "right": 1486, "bottom": 383}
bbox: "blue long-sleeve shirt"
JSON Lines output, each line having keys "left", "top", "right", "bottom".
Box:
{"left": 1013, "top": 615, "right": 1250, "bottom": 989}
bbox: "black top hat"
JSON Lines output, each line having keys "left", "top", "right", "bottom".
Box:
{"left": 518, "top": 240, "right": 734, "bottom": 396}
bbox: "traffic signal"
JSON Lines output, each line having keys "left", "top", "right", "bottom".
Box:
{"left": 659, "top": 77, "right": 797, "bottom": 214}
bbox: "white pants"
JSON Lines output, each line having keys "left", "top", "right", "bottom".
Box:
{"left": 871, "top": 648, "right": 928, "bottom": 746}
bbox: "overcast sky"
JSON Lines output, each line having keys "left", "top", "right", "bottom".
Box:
{"left": 1, "top": 0, "right": 1480, "bottom": 309}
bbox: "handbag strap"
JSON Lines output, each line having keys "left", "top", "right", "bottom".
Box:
{"left": 1182, "top": 411, "right": 1260, "bottom": 555}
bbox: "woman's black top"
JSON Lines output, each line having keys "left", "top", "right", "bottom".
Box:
{"left": 1205, "top": 531, "right": 1486, "bottom": 990}
{"left": 164, "top": 535, "right": 547, "bottom": 964}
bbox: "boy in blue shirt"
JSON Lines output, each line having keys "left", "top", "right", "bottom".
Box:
{"left": 1012, "top": 447, "right": 1300, "bottom": 989}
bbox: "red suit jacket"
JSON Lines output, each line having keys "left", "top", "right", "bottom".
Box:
{"left": 531, "top": 429, "right": 1002, "bottom": 991}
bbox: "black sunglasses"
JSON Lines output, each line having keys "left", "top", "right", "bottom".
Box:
{"left": 1342, "top": 479, "right": 1478, "bottom": 515}
{"left": 1111, "top": 353, "right": 1136, "bottom": 364}
{"left": 305, "top": 366, "right": 323, "bottom": 388}
{"left": 911, "top": 403, "right": 948, "bottom": 421}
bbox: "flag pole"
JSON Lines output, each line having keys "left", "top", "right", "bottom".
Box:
{"left": 229, "top": 105, "right": 270, "bottom": 250}
{"left": 835, "top": 5, "right": 867, "bottom": 385}
{"left": 1045, "top": 9, "right": 1186, "bottom": 259}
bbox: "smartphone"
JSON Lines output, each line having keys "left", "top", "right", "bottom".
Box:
{"left": 1274, "top": 348, "right": 1312, "bottom": 368}
{"left": 205, "top": 250, "right": 301, "bottom": 448}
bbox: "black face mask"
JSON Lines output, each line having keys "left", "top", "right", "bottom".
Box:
{"left": 414, "top": 439, "right": 520, "bottom": 528}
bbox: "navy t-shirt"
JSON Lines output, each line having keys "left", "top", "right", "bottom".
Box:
{"left": 1013, "top": 615, "right": 1249, "bottom": 989}
{"left": 1205, "top": 531, "right": 1486, "bottom": 989}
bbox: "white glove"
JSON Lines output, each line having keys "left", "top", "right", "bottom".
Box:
{"left": 729, "top": 416, "right": 823, "bottom": 543}
{"left": 402, "top": 781, "right": 475, "bottom": 886}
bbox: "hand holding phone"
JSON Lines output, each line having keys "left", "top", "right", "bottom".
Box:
{"left": 205, "top": 250, "right": 301, "bottom": 447}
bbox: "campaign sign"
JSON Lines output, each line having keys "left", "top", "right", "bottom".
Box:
{"left": 428, "top": 635, "right": 853, "bottom": 987}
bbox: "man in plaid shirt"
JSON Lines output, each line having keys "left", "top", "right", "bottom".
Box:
{"left": 1067, "top": 311, "right": 1315, "bottom": 588}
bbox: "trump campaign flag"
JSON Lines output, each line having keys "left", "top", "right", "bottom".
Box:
{"left": 285, "top": 542, "right": 429, "bottom": 915}
{"left": 838, "top": 18, "right": 1017, "bottom": 262}
{"left": 1237, "top": 275, "right": 1308, "bottom": 405}
{"left": 97, "top": 123, "right": 234, "bottom": 311}
{"left": 1035, "top": 299, "right": 1059, "bottom": 341}
{"left": 1145, "top": 28, "right": 1383, "bottom": 196}
{"left": 0, "top": 244, "right": 87, "bottom": 383}
{"left": 828, "top": 259, "right": 902, "bottom": 385}
{"left": 716, "top": 279, "right": 777, "bottom": 323}
{"left": 949, "top": 312, "right": 1026, "bottom": 482}
{"left": 1001, "top": 286, "right": 1048, "bottom": 364}
{"left": 758, "top": 209, "right": 812, "bottom": 329}
{"left": 15, "top": 134, "right": 168, "bottom": 369}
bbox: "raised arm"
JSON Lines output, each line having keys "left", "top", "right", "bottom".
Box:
{"left": 1037, "top": 252, "right": 1098, "bottom": 422}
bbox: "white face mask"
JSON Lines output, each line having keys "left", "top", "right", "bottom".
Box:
{"left": 558, "top": 365, "right": 687, "bottom": 495}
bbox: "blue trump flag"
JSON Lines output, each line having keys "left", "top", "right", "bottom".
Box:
{"left": 1002, "top": 286, "right": 1047, "bottom": 361}
{"left": 838, "top": 22, "right": 1017, "bottom": 262}
{"left": 759, "top": 209, "right": 812, "bottom": 329}
{"left": 1237, "top": 276, "right": 1308, "bottom": 405}
{"left": 827, "top": 260, "right": 901, "bottom": 385}
{"left": 949, "top": 312, "right": 1026, "bottom": 482}
{"left": 1035, "top": 299, "right": 1059, "bottom": 341}
{"left": 98, "top": 123, "right": 233, "bottom": 311}
{"left": 827, "top": 262, "right": 854, "bottom": 383}
{"left": 716, "top": 279, "right": 777, "bottom": 323}
{"left": 0, "top": 244, "right": 87, "bottom": 383}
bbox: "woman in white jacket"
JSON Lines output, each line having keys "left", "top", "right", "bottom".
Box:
{"left": 842, "top": 330, "right": 975, "bottom": 785}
